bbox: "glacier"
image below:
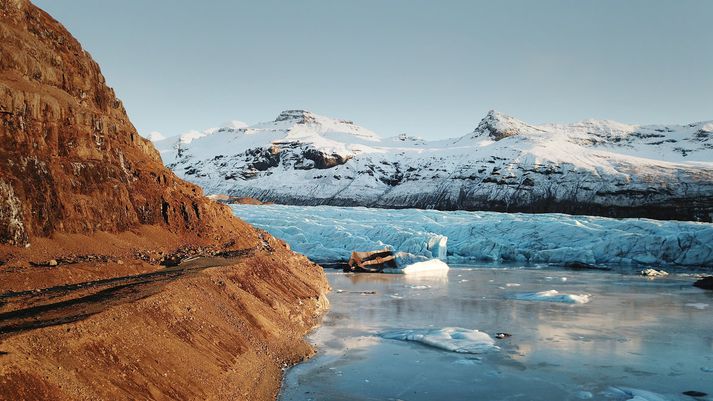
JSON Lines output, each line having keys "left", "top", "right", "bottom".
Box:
{"left": 230, "top": 204, "right": 713, "bottom": 267}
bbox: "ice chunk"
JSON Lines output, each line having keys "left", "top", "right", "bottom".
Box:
{"left": 513, "top": 290, "right": 591, "bottom": 304}
{"left": 381, "top": 327, "right": 498, "bottom": 354}
{"left": 604, "top": 386, "right": 670, "bottom": 401}
{"left": 407, "top": 285, "right": 431, "bottom": 290}
{"left": 389, "top": 259, "right": 450, "bottom": 275}
{"left": 427, "top": 235, "right": 448, "bottom": 260}
{"left": 574, "top": 391, "right": 593, "bottom": 399}
{"left": 401, "top": 259, "right": 449, "bottom": 274}
{"left": 640, "top": 269, "right": 669, "bottom": 278}
{"left": 685, "top": 303, "right": 708, "bottom": 310}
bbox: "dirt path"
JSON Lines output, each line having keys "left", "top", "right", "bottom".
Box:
{"left": 0, "top": 255, "right": 249, "bottom": 338}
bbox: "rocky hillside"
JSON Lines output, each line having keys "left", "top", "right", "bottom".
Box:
{"left": 157, "top": 110, "right": 713, "bottom": 221}
{"left": 0, "top": 0, "right": 246, "bottom": 247}
{"left": 0, "top": 1, "right": 328, "bottom": 400}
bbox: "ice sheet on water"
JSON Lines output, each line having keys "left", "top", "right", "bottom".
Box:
{"left": 381, "top": 327, "right": 499, "bottom": 354}
{"left": 685, "top": 303, "right": 708, "bottom": 310}
{"left": 231, "top": 204, "right": 713, "bottom": 267}
{"left": 513, "top": 290, "right": 591, "bottom": 304}
{"left": 604, "top": 386, "right": 671, "bottom": 401}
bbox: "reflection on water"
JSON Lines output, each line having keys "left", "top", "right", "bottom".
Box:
{"left": 280, "top": 267, "right": 713, "bottom": 401}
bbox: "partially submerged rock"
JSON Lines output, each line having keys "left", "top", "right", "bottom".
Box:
{"left": 564, "top": 261, "right": 611, "bottom": 271}
{"left": 693, "top": 276, "right": 713, "bottom": 290}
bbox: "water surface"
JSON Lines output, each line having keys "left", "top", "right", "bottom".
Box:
{"left": 280, "top": 267, "right": 713, "bottom": 401}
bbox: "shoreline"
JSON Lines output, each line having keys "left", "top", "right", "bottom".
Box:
{"left": 0, "top": 242, "right": 330, "bottom": 401}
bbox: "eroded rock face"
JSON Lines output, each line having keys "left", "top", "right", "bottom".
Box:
{"left": 0, "top": 0, "right": 242, "bottom": 245}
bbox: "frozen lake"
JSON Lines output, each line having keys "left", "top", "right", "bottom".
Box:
{"left": 279, "top": 267, "right": 712, "bottom": 401}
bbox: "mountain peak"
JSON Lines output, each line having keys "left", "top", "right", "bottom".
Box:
{"left": 275, "top": 109, "right": 317, "bottom": 124}
{"left": 473, "top": 110, "right": 527, "bottom": 141}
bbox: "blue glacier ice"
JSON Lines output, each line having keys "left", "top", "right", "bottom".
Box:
{"left": 231, "top": 205, "right": 713, "bottom": 267}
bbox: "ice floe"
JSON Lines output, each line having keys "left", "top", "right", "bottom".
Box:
{"left": 381, "top": 327, "right": 499, "bottom": 354}
{"left": 604, "top": 386, "right": 671, "bottom": 401}
{"left": 685, "top": 303, "right": 708, "bottom": 310}
{"left": 231, "top": 204, "right": 713, "bottom": 267}
{"left": 640, "top": 269, "right": 669, "bottom": 278}
{"left": 512, "top": 290, "right": 591, "bottom": 304}
{"left": 384, "top": 259, "right": 449, "bottom": 275}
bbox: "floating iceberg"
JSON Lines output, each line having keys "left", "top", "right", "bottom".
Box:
{"left": 384, "top": 259, "right": 449, "bottom": 275}
{"left": 381, "top": 327, "right": 498, "bottom": 354}
{"left": 512, "top": 290, "right": 591, "bottom": 304}
{"left": 231, "top": 204, "right": 713, "bottom": 267}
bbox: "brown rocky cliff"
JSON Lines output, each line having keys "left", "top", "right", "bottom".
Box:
{"left": 0, "top": 2, "right": 330, "bottom": 400}
{"left": 0, "top": 0, "right": 246, "bottom": 247}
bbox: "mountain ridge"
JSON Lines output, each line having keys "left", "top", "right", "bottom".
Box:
{"left": 156, "top": 109, "right": 713, "bottom": 221}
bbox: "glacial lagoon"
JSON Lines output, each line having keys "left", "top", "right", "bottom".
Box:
{"left": 279, "top": 267, "right": 712, "bottom": 401}
{"left": 231, "top": 205, "right": 713, "bottom": 400}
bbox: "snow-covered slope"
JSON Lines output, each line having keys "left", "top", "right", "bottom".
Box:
{"left": 156, "top": 110, "right": 713, "bottom": 221}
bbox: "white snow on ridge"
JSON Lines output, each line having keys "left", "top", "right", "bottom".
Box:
{"left": 161, "top": 109, "right": 713, "bottom": 220}
{"left": 230, "top": 204, "right": 713, "bottom": 267}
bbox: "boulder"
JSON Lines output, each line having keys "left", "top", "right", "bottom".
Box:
{"left": 693, "top": 276, "right": 713, "bottom": 290}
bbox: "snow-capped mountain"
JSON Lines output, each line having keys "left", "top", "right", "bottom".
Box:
{"left": 154, "top": 109, "right": 713, "bottom": 221}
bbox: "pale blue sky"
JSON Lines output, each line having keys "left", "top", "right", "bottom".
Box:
{"left": 35, "top": 0, "right": 713, "bottom": 140}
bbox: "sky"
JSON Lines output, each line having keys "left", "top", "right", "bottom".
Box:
{"left": 34, "top": 0, "right": 713, "bottom": 140}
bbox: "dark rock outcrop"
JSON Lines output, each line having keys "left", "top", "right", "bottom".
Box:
{"left": 693, "top": 276, "right": 713, "bottom": 290}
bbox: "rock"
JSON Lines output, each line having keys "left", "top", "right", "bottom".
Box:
{"left": 693, "top": 276, "right": 713, "bottom": 290}
{"left": 160, "top": 254, "right": 182, "bottom": 267}
{"left": 564, "top": 262, "right": 611, "bottom": 271}
{"left": 0, "top": 0, "right": 251, "bottom": 246}
{"left": 48, "top": 259, "right": 58, "bottom": 266}
{"left": 640, "top": 268, "right": 668, "bottom": 277}
{"left": 495, "top": 333, "right": 512, "bottom": 339}
{"left": 683, "top": 390, "right": 707, "bottom": 397}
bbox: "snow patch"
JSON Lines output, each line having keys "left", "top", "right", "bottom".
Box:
{"left": 145, "top": 131, "right": 165, "bottom": 141}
